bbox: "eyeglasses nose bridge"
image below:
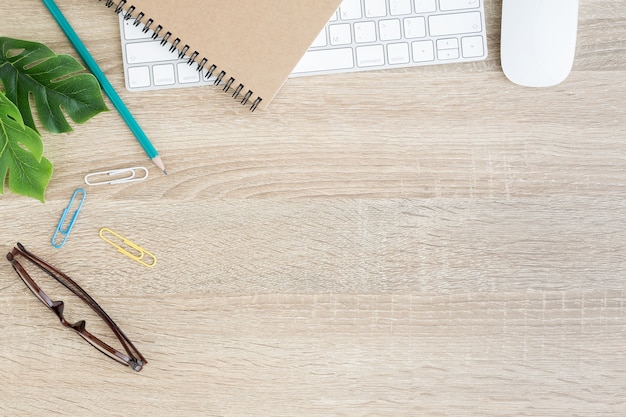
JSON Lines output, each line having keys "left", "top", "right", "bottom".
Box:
{"left": 72, "top": 320, "right": 87, "bottom": 332}
{"left": 50, "top": 300, "right": 65, "bottom": 317}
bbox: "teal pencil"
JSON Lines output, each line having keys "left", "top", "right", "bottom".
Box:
{"left": 42, "top": 0, "right": 167, "bottom": 174}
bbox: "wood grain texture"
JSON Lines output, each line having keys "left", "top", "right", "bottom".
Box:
{"left": 1, "top": 0, "right": 625, "bottom": 416}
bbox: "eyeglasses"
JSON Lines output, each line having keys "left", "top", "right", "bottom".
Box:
{"left": 6, "top": 243, "right": 147, "bottom": 372}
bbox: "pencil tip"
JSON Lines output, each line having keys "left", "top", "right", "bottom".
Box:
{"left": 152, "top": 156, "right": 167, "bottom": 174}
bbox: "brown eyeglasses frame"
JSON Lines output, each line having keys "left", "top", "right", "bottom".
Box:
{"left": 6, "top": 243, "right": 146, "bottom": 372}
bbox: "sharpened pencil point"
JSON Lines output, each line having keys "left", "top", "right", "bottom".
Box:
{"left": 151, "top": 156, "right": 167, "bottom": 175}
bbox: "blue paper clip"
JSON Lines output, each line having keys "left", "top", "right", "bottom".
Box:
{"left": 52, "top": 188, "right": 86, "bottom": 248}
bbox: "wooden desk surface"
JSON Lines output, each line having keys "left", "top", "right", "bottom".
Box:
{"left": 2, "top": 1, "right": 625, "bottom": 415}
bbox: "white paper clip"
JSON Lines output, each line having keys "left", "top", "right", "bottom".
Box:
{"left": 84, "top": 166, "right": 149, "bottom": 186}
{"left": 52, "top": 188, "right": 86, "bottom": 248}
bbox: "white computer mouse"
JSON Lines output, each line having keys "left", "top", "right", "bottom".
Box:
{"left": 501, "top": 0, "right": 579, "bottom": 87}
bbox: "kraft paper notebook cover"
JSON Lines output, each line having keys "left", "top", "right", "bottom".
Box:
{"left": 99, "top": 0, "right": 342, "bottom": 111}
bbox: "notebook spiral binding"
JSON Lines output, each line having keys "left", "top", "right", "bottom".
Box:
{"left": 100, "top": 0, "right": 262, "bottom": 111}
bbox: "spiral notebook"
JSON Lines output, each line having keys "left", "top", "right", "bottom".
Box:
{"left": 99, "top": 0, "right": 342, "bottom": 111}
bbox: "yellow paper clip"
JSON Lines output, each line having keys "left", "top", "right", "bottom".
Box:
{"left": 52, "top": 188, "right": 86, "bottom": 248}
{"left": 84, "top": 166, "right": 149, "bottom": 186}
{"left": 99, "top": 227, "right": 157, "bottom": 268}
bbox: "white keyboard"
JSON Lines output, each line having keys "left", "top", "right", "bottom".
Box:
{"left": 119, "top": 0, "right": 487, "bottom": 92}
{"left": 293, "top": 0, "right": 487, "bottom": 75}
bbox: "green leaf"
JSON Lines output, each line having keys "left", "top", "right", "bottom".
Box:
{"left": 0, "top": 91, "right": 52, "bottom": 202}
{"left": 0, "top": 36, "right": 108, "bottom": 133}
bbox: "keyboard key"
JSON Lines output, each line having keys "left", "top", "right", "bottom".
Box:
{"left": 437, "top": 38, "right": 459, "bottom": 50}
{"left": 428, "top": 12, "right": 482, "bottom": 36}
{"left": 404, "top": 17, "right": 427, "bottom": 39}
{"left": 127, "top": 66, "right": 151, "bottom": 88}
{"left": 356, "top": 45, "right": 385, "bottom": 67}
{"left": 329, "top": 24, "right": 353, "bottom": 45}
{"left": 177, "top": 62, "right": 201, "bottom": 83}
{"left": 292, "top": 48, "right": 354, "bottom": 74}
{"left": 439, "top": 0, "right": 481, "bottom": 11}
{"left": 354, "top": 21, "right": 377, "bottom": 43}
{"left": 461, "top": 35, "right": 485, "bottom": 58}
{"left": 387, "top": 42, "right": 410, "bottom": 64}
{"left": 153, "top": 64, "right": 175, "bottom": 86}
{"left": 126, "top": 41, "right": 179, "bottom": 64}
{"left": 414, "top": 0, "right": 437, "bottom": 13}
{"left": 379, "top": 19, "right": 402, "bottom": 41}
{"left": 412, "top": 40, "right": 435, "bottom": 62}
{"left": 339, "top": 0, "right": 362, "bottom": 20}
{"left": 437, "top": 47, "right": 459, "bottom": 60}
{"left": 389, "top": 0, "right": 412, "bottom": 16}
{"left": 364, "top": 0, "right": 387, "bottom": 18}
{"left": 122, "top": 20, "right": 152, "bottom": 40}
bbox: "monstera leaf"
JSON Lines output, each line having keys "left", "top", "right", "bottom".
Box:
{"left": 0, "top": 37, "right": 108, "bottom": 133}
{"left": 0, "top": 37, "right": 108, "bottom": 201}
{"left": 0, "top": 91, "right": 52, "bottom": 202}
